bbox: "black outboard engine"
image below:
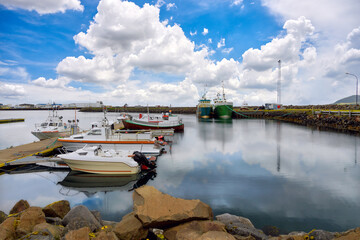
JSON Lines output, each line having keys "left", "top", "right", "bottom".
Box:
{"left": 132, "top": 151, "right": 156, "bottom": 169}
{"left": 128, "top": 170, "right": 157, "bottom": 191}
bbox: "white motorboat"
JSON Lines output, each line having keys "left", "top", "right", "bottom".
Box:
{"left": 31, "top": 107, "right": 76, "bottom": 140}
{"left": 58, "top": 126, "right": 165, "bottom": 155}
{"left": 58, "top": 146, "right": 140, "bottom": 175}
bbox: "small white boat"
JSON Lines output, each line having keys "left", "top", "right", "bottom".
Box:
{"left": 58, "top": 146, "right": 140, "bottom": 175}
{"left": 31, "top": 107, "right": 74, "bottom": 140}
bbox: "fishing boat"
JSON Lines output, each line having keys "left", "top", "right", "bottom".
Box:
{"left": 213, "top": 82, "right": 233, "bottom": 119}
{"left": 123, "top": 112, "right": 184, "bottom": 132}
{"left": 31, "top": 106, "right": 74, "bottom": 140}
{"left": 196, "top": 92, "right": 213, "bottom": 119}
{"left": 58, "top": 146, "right": 140, "bottom": 174}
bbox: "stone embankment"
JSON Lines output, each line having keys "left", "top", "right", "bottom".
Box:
{"left": 0, "top": 186, "right": 359, "bottom": 240}
{"left": 272, "top": 112, "right": 360, "bottom": 133}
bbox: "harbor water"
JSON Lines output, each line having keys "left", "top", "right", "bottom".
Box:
{"left": 0, "top": 110, "right": 359, "bottom": 233}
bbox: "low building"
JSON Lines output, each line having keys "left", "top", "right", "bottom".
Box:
{"left": 265, "top": 103, "right": 283, "bottom": 110}
{"left": 63, "top": 101, "right": 103, "bottom": 108}
{"left": 17, "top": 103, "right": 35, "bottom": 108}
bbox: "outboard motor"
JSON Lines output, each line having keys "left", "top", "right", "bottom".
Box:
{"left": 132, "top": 151, "right": 156, "bottom": 169}
{"left": 128, "top": 170, "right": 157, "bottom": 191}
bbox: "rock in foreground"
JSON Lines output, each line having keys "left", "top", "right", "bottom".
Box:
{"left": 133, "top": 186, "right": 213, "bottom": 228}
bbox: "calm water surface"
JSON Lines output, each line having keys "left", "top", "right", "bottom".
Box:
{"left": 0, "top": 110, "right": 359, "bottom": 233}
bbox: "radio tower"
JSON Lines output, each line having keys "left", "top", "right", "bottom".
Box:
{"left": 277, "top": 60, "right": 281, "bottom": 105}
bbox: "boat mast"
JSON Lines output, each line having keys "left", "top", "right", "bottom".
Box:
{"left": 147, "top": 104, "right": 150, "bottom": 122}
{"left": 222, "top": 80, "right": 226, "bottom": 101}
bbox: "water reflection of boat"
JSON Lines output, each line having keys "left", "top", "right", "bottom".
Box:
{"left": 58, "top": 170, "right": 157, "bottom": 195}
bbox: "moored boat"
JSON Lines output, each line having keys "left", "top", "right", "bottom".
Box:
{"left": 31, "top": 106, "right": 75, "bottom": 140}
{"left": 213, "top": 83, "right": 233, "bottom": 119}
{"left": 58, "top": 146, "right": 139, "bottom": 174}
{"left": 58, "top": 146, "right": 157, "bottom": 175}
{"left": 123, "top": 112, "right": 184, "bottom": 132}
{"left": 58, "top": 126, "right": 164, "bottom": 155}
{"left": 196, "top": 93, "right": 212, "bottom": 119}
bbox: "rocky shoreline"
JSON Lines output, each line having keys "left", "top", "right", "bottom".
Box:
{"left": 0, "top": 186, "right": 358, "bottom": 240}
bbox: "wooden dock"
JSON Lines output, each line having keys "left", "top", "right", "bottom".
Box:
{"left": 0, "top": 137, "right": 62, "bottom": 167}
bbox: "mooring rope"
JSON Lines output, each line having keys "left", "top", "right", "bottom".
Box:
{"left": 224, "top": 105, "right": 252, "bottom": 118}
{"left": 45, "top": 138, "right": 58, "bottom": 149}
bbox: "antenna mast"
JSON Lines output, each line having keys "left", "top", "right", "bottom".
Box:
{"left": 222, "top": 80, "right": 226, "bottom": 100}
{"left": 277, "top": 60, "right": 281, "bottom": 105}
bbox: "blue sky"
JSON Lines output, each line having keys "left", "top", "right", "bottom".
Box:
{"left": 0, "top": 0, "right": 359, "bottom": 106}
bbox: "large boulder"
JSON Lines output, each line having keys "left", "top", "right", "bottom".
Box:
{"left": 133, "top": 186, "right": 213, "bottom": 228}
{"left": 216, "top": 213, "right": 255, "bottom": 229}
{"left": 335, "top": 227, "right": 360, "bottom": 240}
{"left": 16, "top": 207, "right": 46, "bottom": 237}
{"left": 42, "top": 200, "right": 70, "bottom": 219}
{"left": 215, "top": 213, "right": 267, "bottom": 240}
{"left": 62, "top": 205, "right": 101, "bottom": 232}
{"left": 0, "top": 217, "right": 17, "bottom": 240}
{"left": 33, "top": 222, "right": 64, "bottom": 239}
{"left": 94, "top": 231, "right": 119, "bottom": 240}
{"left": 91, "top": 210, "right": 103, "bottom": 225}
{"left": 308, "top": 230, "right": 335, "bottom": 240}
{"left": 334, "top": 227, "right": 360, "bottom": 240}
{"left": 164, "top": 220, "right": 227, "bottom": 240}
{"left": 0, "top": 211, "right": 7, "bottom": 224}
{"left": 9, "top": 200, "right": 30, "bottom": 215}
{"left": 198, "top": 231, "right": 236, "bottom": 240}
{"left": 64, "top": 226, "right": 90, "bottom": 240}
{"left": 45, "top": 217, "right": 62, "bottom": 225}
{"left": 113, "top": 212, "right": 148, "bottom": 240}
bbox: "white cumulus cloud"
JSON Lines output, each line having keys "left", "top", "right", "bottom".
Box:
{"left": 242, "top": 16, "right": 315, "bottom": 72}
{"left": 166, "top": 3, "right": 176, "bottom": 10}
{"left": 31, "top": 76, "right": 73, "bottom": 89}
{"left": 0, "top": 82, "right": 26, "bottom": 98}
{"left": 0, "top": 0, "right": 83, "bottom": 14}
{"left": 202, "top": 28, "right": 209, "bottom": 36}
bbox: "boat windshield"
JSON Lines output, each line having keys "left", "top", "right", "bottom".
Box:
{"left": 40, "top": 123, "right": 48, "bottom": 127}
{"left": 88, "top": 129, "right": 102, "bottom": 135}
{"left": 49, "top": 123, "right": 57, "bottom": 126}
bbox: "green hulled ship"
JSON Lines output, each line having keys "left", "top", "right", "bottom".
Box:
{"left": 213, "top": 84, "right": 233, "bottom": 119}
{"left": 196, "top": 93, "right": 212, "bottom": 119}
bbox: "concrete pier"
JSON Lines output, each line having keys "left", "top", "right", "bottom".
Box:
{"left": 0, "top": 118, "right": 25, "bottom": 124}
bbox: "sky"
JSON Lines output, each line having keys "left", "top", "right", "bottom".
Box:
{"left": 0, "top": 0, "right": 359, "bottom": 106}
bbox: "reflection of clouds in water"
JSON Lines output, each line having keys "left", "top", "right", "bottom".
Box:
{"left": 151, "top": 118, "right": 360, "bottom": 231}
{"left": 239, "top": 121, "right": 360, "bottom": 201}
{"left": 0, "top": 172, "right": 81, "bottom": 213}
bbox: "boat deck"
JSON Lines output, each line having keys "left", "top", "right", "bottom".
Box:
{"left": 0, "top": 137, "right": 62, "bottom": 167}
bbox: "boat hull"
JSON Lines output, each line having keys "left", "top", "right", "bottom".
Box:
{"left": 214, "top": 104, "right": 233, "bottom": 119}
{"left": 197, "top": 105, "right": 212, "bottom": 119}
{"left": 58, "top": 140, "right": 162, "bottom": 155}
{"left": 123, "top": 120, "right": 184, "bottom": 132}
{"left": 31, "top": 130, "right": 71, "bottom": 140}
{"left": 62, "top": 158, "right": 140, "bottom": 175}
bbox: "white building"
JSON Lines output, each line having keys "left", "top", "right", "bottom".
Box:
{"left": 63, "top": 101, "right": 103, "bottom": 108}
